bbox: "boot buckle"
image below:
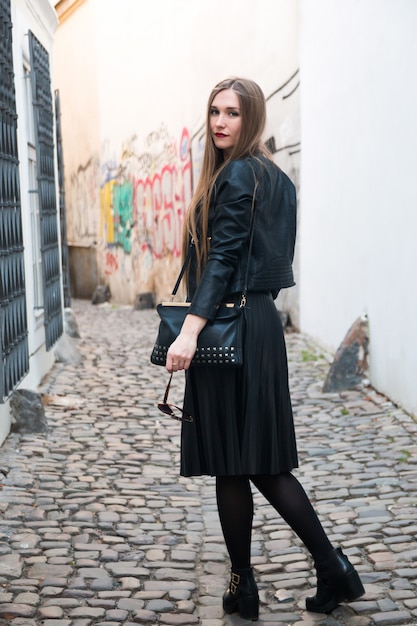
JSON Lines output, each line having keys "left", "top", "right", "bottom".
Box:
{"left": 230, "top": 572, "right": 240, "bottom": 594}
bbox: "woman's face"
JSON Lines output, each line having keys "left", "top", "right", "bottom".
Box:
{"left": 209, "top": 89, "right": 242, "bottom": 157}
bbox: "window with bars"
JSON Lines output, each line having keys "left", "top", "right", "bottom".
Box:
{"left": 28, "top": 30, "right": 63, "bottom": 350}
{"left": 0, "top": 0, "right": 30, "bottom": 401}
{"left": 1, "top": 7, "right": 65, "bottom": 401}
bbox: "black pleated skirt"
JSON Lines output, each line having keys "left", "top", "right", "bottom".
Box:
{"left": 180, "top": 292, "right": 298, "bottom": 476}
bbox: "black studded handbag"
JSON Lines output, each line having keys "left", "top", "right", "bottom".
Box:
{"left": 150, "top": 297, "right": 244, "bottom": 367}
{"left": 150, "top": 182, "right": 257, "bottom": 368}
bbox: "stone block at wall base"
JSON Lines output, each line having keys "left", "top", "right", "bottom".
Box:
{"left": 323, "top": 315, "right": 369, "bottom": 393}
{"left": 92, "top": 285, "right": 111, "bottom": 304}
{"left": 64, "top": 307, "right": 80, "bottom": 338}
{"left": 54, "top": 333, "right": 82, "bottom": 365}
{"left": 10, "top": 389, "right": 47, "bottom": 434}
{"left": 134, "top": 292, "right": 155, "bottom": 310}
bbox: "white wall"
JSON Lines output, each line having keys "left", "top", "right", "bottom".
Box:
{"left": 93, "top": 0, "right": 299, "bottom": 142}
{"left": 299, "top": 0, "right": 417, "bottom": 416}
{"left": 54, "top": 0, "right": 300, "bottom": 305}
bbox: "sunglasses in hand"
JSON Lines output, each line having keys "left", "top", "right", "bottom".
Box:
{"left": 157, "top": 372, "right": 193, "bottom": 422}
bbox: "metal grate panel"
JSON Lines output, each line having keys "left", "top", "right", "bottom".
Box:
{"left": 55, "top": 90, "right": 71, "bottom": 308}
{"left": 29, "top": 31, "right": 63, "bottom": 350}
{"left": 0, "top": 0, "right": 30, "bottom": 401}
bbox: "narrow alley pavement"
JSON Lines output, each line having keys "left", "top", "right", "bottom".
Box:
{"left": 0, "top": 299, "right": 416, "bottom": 626}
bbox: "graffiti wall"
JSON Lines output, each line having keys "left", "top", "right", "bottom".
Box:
{"left": 98, "top": 126, "right": 192, "bottom": 301}
{"left": 66, "top": 156, "right": 100, "bottom": 244}
{"left": 64, "top": 125, "right": 192, "bottom": 302}
{"left": 100, "top": 125, "right": 191, "bottom": 256}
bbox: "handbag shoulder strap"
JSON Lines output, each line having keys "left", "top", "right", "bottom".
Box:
{"left": 170, "top": 243, "right": 194, "bottom": 299}
{"left": 240, "top": 177, "right": 258, "bottom": 307}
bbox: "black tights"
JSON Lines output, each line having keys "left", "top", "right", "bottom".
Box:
{"left": 216, "top": 473, "right": 333, "bottom": 570}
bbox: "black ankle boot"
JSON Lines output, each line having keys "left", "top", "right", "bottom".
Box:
{"left": 223, "top": 567, "right": 259, "bottom": 621}
{"left": 306, "top": 548, "right": 365, "bottom": 613}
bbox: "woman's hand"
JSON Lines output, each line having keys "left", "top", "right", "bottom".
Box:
{"left": 166, "top": 314, "right": 207, "bottom": 372}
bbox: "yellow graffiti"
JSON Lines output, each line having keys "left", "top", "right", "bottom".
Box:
{"left": 100, "top": 180, "right": 116, "bottom": 244}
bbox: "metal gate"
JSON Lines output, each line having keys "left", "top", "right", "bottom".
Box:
{"left": 29, "top": 31, "right": 63, "bottom": 350}
{"left": 0, "top": 0, "right": 30, "bottom": 401}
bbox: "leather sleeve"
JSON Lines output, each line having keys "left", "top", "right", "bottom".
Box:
{"left": 188, "top": 159, "right": 255, "bottom": 320}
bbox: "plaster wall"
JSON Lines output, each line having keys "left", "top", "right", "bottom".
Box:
{"left": 53, "top": 0, "right": 100, "bottom": 247}
{"left": 299, "top": 0, "right": 417, "bottom": 416}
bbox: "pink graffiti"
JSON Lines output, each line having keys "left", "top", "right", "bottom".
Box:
{"left": 104, "top": 251, "right": 119, "bottom": 275}
{"left": 134, "top": 155, "right": 192, "bottom": 259}
{"left": 100, "top": 128, "right": 192, "bottom": 260}
{"left": 179, "top": 127, "right": 190, "bottom": 161}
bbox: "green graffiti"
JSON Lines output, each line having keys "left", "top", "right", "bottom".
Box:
{"left": 113, "top": 181, "right": 133, "bottom": 253}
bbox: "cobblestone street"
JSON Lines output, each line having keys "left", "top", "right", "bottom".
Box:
{"left": 0, "top": 299, "right": 416, "bottom": 626}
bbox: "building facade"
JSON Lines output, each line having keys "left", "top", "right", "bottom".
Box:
{"left": 0, "top": 0, "right": 65, "bottom": 444}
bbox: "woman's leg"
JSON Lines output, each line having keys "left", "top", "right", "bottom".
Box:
{"left": 251, "top": 472, "right": 364, "bottom": 613}
{"left": 216, "top": 475, "right": 259, "bottom": 620}
{"left": 216, "top": 475, "right": 254, "bottom": 569}
{"left": 250, "top": 472, "right": 333, "bottom": 561}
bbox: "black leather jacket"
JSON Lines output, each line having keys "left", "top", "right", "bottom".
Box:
{"left": 187, "top": 154, "right": 296, "bottom": 321}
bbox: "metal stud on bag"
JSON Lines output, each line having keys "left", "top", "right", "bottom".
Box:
{"left": 152, "top": 344, "right": 239, "bottom": 365}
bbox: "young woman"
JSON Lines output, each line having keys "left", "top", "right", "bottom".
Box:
{"left": 166, "top": 78, "right": 364, "bottom": 621}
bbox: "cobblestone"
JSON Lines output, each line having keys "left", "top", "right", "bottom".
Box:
{"left": 0, "top": 300, "right": 416, "bottom": 625}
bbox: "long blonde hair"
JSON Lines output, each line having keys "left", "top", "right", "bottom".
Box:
{"left": 183, "top": 78, "right": 271, "bottom": 275}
